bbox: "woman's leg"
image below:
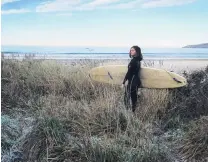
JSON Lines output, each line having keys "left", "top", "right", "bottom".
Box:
{"left": 130, "top": 76, "right": 141, "bottom": 112}
{"left": 124, "top": 84, "right": 131, "bottom": 110}
{"left": 130, "top": 86, "right": 138, "bottom": 112}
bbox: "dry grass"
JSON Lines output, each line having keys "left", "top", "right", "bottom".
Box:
{"left": 177, "top": 116, "right": 208, "bottom": 161}
{"left": 1, "top": 59, "right": 208, "bottom": 162}
{"left": 138, "top": 88, "right": 171, "bottom": 122}
{"left": 161, "top": 65, "right": 208, "bottom": 131}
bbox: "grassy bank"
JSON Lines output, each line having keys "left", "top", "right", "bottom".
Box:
{"left": 1, "top": 59, "right": 208, "bottom": 162}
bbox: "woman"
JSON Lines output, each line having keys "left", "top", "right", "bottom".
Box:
{"left": 122, "top": 45, "right": 143, "bottom": 112}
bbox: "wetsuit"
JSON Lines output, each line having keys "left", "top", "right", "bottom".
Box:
{"left": 123, "top": 56, "right": 142, "bottom": 112}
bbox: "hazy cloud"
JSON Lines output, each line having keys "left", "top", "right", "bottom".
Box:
{"left": 2, "top": 9, "right": 30, "bottom": 14}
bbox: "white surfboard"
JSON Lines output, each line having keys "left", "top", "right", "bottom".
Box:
{"left": 89, "top": 65, "right": 187, "bottom": 89}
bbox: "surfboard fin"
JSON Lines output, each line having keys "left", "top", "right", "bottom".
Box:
{"left": 108, "top": 71, "right": 113, "bottom": 80}
{"left": 165, "top": 69, "right": 183, "bottom": 84}
{"left": 173, "top": 77, "right": 182, "bottom": 83}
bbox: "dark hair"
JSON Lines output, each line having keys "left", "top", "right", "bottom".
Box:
{"left": 129, "top": 45, "right": 143, "bottom": 60}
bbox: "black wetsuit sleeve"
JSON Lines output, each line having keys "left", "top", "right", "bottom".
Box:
{"left": 123, "top": 59, "right": 140, "bottom": 84}
{"left": 123, "top": 63, "right": 134, "bottom": 84}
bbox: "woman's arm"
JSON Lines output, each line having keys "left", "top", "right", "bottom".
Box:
{"left": 135, "top": 61, "right": 141, "bottom": 75}
{"left": 122, "top": 60, "right": 135, "bottom": 84}
{"left": 122, "top": 60, "right": 141, "bottom": 84}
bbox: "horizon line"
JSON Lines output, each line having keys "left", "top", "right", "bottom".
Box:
{"left": 1, "top": 44, "right": 184, "bottom": 48}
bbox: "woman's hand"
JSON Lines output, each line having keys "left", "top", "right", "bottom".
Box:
{"left": 121, "top": 84, "right": 125, "bottom": 89}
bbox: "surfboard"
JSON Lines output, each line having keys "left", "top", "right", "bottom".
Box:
{"left": 89, "top": 65, "right": 187, "bottom": 89}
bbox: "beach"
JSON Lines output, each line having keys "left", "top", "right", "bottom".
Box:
{"left": 56, "top": 58, "right": 208, "bottom": 74}
{"left": 141, "top": 59, "right": 208, "bottom": 73}
{"left": 2, "top": 0, "right": 208, "bottom": 159}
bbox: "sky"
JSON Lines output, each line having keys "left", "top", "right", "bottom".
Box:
{"left": 1, "top": 0, "right": 208, "bottom": 48}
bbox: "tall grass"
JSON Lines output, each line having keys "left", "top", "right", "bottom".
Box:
{"left": 1, "top": 59, "right": 208, "bottom": 162}
{"left": 177, "top": 116, "right": 208, "bottom": 161}
{"left": 161, "top": 65, "right": 208, "bottom": 130}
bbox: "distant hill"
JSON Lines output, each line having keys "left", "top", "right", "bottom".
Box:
{"left": 183, "top": 43, "right": 208, "bottom": 48}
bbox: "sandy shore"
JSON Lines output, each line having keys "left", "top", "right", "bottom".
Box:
{"left": 5, "top": 58, "right": 208, "bottom": 74}
{"left": 98, "top": 59, "right": 208, "bottom": 74}
{"left": 152, "top": 59, "right": 208, "bottom": 73}
{"left": 56, "top": 58, "right": 208, "bottom": 74}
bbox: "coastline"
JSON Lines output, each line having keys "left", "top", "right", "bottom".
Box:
{"left": 2, "top": 57, "right": 208, "bottom": 74}
{"left": 41, "top": 58, "right": 208, "bottom": 75}
{"left": 81, "top": 59, "right": 208, "bottom": 74}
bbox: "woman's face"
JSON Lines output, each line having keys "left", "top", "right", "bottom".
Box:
{"left": 130, "top": 48, "right": 136, "bottom": 56}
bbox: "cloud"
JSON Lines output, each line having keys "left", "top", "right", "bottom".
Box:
{"left": 101, "top": 0, "right": 197, "bottom": 10}
{"left": 36, "top": 0, "right": 81, "bottom": 12}
{"left": 1, "top": 0, "right": 20, "bottom": 5}
{"left": 36, "top": 0, "right": 120, "bottom": 12}
{"left": 56, "top": 13, "right": 72, "bottom": 16}
{"left": 142, "top": 0, "right": 196, "bottom": 8}
{"left": 3, "top": 0, "right": 197, "bottom": 15}
{"left": 1, "top": 9, "right": 30, "bottom": 14}
{"left": 105, "top": 0, "right": 144, "bottom": 9}
{"left": 82, "top": 0, "right": 119, "bottom": 8}
{"left": 86, "top": 0, "right": 119, "bottom": 6}
{"left": 76, "top": 0, "right": 119, "bottom": 11}
{"left": 1, "top": 0, "right": 30, "bottom": 15}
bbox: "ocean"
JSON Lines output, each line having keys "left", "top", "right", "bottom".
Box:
{"left": 1, "top": 45, "right": 208, "bottom": 60}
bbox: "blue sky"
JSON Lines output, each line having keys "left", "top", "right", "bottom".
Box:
{"left": 1, "top": 0, "right": 208, "bottom": 48}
